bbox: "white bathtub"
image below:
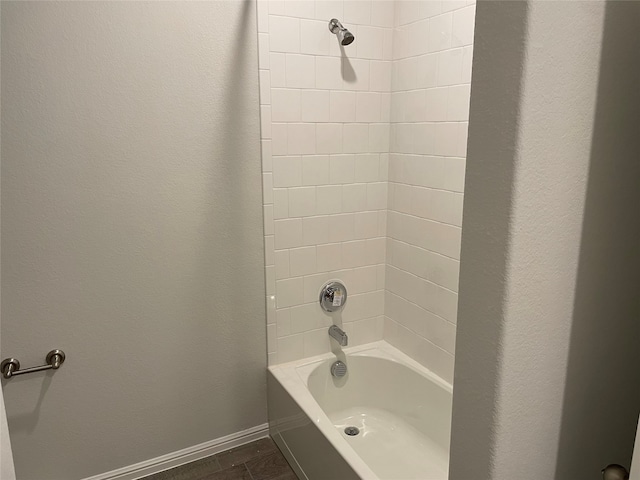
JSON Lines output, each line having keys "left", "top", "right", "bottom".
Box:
{"left": 268, "top": 341, "right": 453, "bottom": 480}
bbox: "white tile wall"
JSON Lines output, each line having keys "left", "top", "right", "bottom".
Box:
{"left": 258, "top": 0, "right": 392, "bottom": 365}
{"left": 384, "top": 0, "right": 474, "bottom": 383}
{"left": 258, "top": 0, "right": 474, "bottom": 378}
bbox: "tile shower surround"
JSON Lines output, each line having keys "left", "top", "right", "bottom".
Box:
{"left": 258, "top": 0, "right": 475, "bottom": 383}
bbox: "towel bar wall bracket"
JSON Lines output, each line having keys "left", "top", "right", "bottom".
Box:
{"left": 1, "top": 349, "right": 66, "bottom": 379}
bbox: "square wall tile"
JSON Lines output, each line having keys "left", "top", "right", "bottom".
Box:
{"left": 367, "top": 182, "right": 388, "bottom": 210}
{"left": 270, "top": 53, "right": 287, "bottom": 87}
{"left": 302, "top": 155, "right": 331, "bottom": 185}
{"left": 342, "top": 184, "right": 368, "bottom": 212}
{"left": 289, "top": 246, "right": 317, "bottom": 276}
{"left": 274, "top": 218, "right": 303, "bottom": 249}
{"left": 260, "top": 105, "right": 272, "bottom": 139}
{"left": 452, "top": 5, "right": 476, "bottom": 47}
{"left": 276, "top": 277, "right": 304, "bottom": 308}
{"left": 330, "top": 91, "right": 356, "bottom": 123}
{"left": 263, "top": 172, "right": 273, "bottom": 204}
{"left": 424, "top": 87, "right": 449, "bottom": 121}
{"left": 330, "top": 154, "right": 356, "bottom": 184}
{"left": 462, "top": 45, "right": 474, "bottom": 83}
{"left": 344, "top": 0, "right": 372, "bottom": 25}
{"left": 370, "top": 61, "right": 393, "bottom": 92}
{"left": 290, "top": 304, "right": 320, "bottom": 334}
{"left": 342, "top": 240, "right": 369, "bottom": 268}
{"left": 301, "top": 19, "right": 332, "bottom": 55}
{"left": 355, "top": 154, "right": 380, "bottom": 182}
{"left": 329, "top": 213, "right": 355, "bottom": 243}
{"left": 277, "top": 334, "right": 304, "bottom": 363}
{"left": 261, "top": 139, "right": 273, "bottom": 172}
{"left": 441, "top": 0, "right": 468, "bottom": 13}
{"left": 272, "top": 123, "right": 288, "bottom": 155}
{"left": 357, "top": 26, "right": 385, "bottom": 59}
{"left": 270, "top": 16, "right": 300, "bottom": 53}
{"left": 343, "top": 124, "right": 369, "bottom": 153}
{"left": 265, "top": 235, "right": 275, "bottom": 266}
{"left": 317, "top": 243, "right": 343, "bottom": 272}
{"left": 259, "top": 33, "right": 270, "bottom": 69}
{"left": 285, "top": 0, "right": 315, "bottom": 19}
{"left": 288, "top": 124, "right": 317, "bottom": 155}
{"left": 371, "top": 1, "right": 395, "bottom": 27}
{"left": 369, "top": 124, "right": 390, "bottom": 153}
{"left": 286, "top": 54, "right": 316, "bottom": 88}
{"left": 428, "top": 13, "right": 453, "bottom": 53}
{"left": 303, "top": 215, "right": 330, "bottom": 246}
{"left": 272, "top": 89, "right": 301, "bottom": 122}
{"left": 269, "top": 0, "right": 286, "bottom": 16}
{"left": 342, "top": 58, "right": 370, "bottom": 91}
{"left": 447, "top": 84, "right": 471, "bottom": 121}
{"left": 274, "top": 249, "right": 290, "bottom": 279}
{"left": 316, "top": 0, "right": 344, "bottom": 21}
{"left": 273, "top": 188, "right": 289, "bottom": 219}
{"left": 416, "top": 53, "right": 438, "bottom": 88}
{"left": 354, "top": 211, "right": 379, "bottom": 239}
{"left": 316, "top": 56, "right": 344, "bottom": 90}
{"left": 316, "top": 124, "right": 344, "bottom": 154}
{"left": 356, "top": 92, "right": 382, "bottom": 122}
{"left": 317, "top": 185, "right": 344, "bottom": 215}
{"left": 420, "top": 1, "right": 442, "bottom": 19}
{"left": 437, "top": 48, "right": 463, "bottom": 86}
{"left": 264, "top": 205, "right": 274, "bottom": 235}
{"left": 267, "top": 324, "right": 277, "bottom": 353}
{"left": 277, "top": 308, "right": 291, "bottom": 336}
{"left": 273, "top": 156, "right": 302, "bottom": 187}
{"left": 288, "top": 186, "right": 317, "bottom": 217}
{"left": 304, "top": 328, "right": 332, "bottom": 357}
{"left": 407, "top": 19, "right": 429, "bottom": 57}
{"left": 257, "top": 0, "right": 269, "bottom": 33}
{"left": 302, "top": 90, "right": 331, "bottom": 122}
{"left": 397, "top": 0, "right": 420, "bottom": 26}
{"left": 259, "top": 70, "right": 271, "bottom": 105}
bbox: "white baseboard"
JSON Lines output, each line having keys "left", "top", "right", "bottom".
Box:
{"left": 83, "top": 423, "right": 269, "bottom": 480}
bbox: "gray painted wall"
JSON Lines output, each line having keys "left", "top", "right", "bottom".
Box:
{"left": 1, "top": 2, "right": 266, "bottom": 479}
{"left": 451, "top": 1, "right": 640, "bottom": 478}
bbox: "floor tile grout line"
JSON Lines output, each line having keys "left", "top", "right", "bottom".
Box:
{"left": 245, "top": 462, "right": 257, "bottom": 480}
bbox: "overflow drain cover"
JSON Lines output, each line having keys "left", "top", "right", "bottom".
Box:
{"left": 344, "top": 426, "right": 360, "bottom": 436}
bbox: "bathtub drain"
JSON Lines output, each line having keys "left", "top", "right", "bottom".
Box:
{"left": 344, "top": 426, "right": 360, "bottom": 436}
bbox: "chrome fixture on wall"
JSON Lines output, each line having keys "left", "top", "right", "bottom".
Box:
{"left": 328, "top": 18, "right": 355, "bottom": 46}
{"left": 319, "top": 281, "right": 348, "bottom": 312}
{"left": 328, "top": 325, "right": 348, "bottom": 346}
{"left": 331, "top": 360, "right": 347, "bottom": 377}
{"left": 1, "top": 349, "right": 66, "bottom": 379}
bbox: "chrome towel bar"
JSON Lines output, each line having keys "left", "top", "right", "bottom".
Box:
{"left": 1, "top": 349, "right": 66, "bottom": 379}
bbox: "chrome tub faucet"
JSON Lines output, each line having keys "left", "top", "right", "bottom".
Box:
{"left": 328, "top": 325, "right": 348, "bottom": 346}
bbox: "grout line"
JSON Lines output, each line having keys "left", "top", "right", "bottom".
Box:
{"left": 386, "top": 264, "right": 459, "bottom": 296}
{"left": 244, "top": 462, "right": 256, "bottom": 480}
{"left": 384, "top": 289, "right": 457, "bottom": 328}
{"left": 388, "top": 180, "right": 464, "bottom": 195}
{"left": 387, "top": 210, "right": 463, "bottom": 231}
{"left": 389, "top": 238, "right": 461, "bottom": 264}
{"left": 386, "top": 316, "right": 456, "bottom": 357}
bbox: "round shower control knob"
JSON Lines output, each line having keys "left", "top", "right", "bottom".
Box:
{"left": 319, "top": 281, "right": 348, "bottom": 313}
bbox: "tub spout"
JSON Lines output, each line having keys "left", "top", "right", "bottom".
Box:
{"left": 329, "top": 325, "right": 348, "bottom": 346}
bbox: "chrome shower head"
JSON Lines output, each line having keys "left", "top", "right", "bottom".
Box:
{"left": 329, "top": 18, "right": 355, "bottom": 46}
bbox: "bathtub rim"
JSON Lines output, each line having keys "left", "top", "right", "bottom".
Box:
{"left": 268, "top": 340, "right": 453, "bottom": 480}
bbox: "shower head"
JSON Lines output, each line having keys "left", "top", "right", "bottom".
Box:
{"left": 329, "top": 18, "right": 355, "bottom": 46}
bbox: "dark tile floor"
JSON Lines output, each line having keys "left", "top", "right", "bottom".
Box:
{"left": 142, "top": 437, "right": 298, "bottom": 480}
